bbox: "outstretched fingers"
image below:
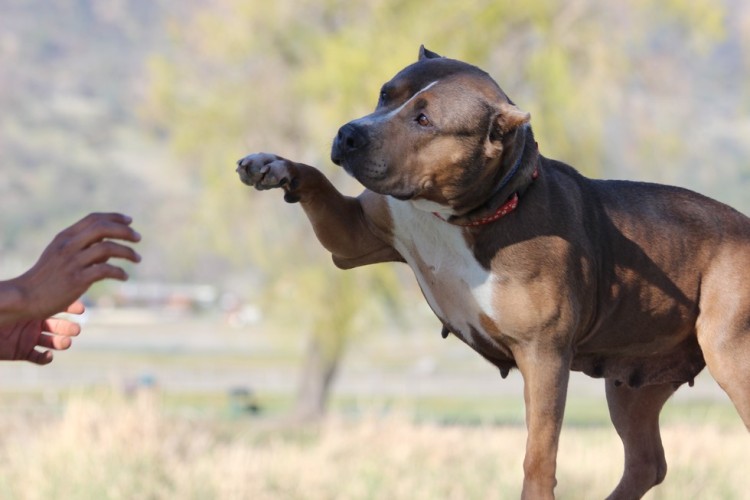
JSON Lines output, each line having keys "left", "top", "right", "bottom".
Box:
{"left": 65, "top": 300, "right": 86, "bottom": 315}
{"left": 25, "top": 349, "right": 54, "bottom": 366}
{"left": 69, "top": 212, "right": 135, "bottom": 235}
{"left": 37, "top": 333, "right": 73, "bottom": 350}
{"left": 64, "top": 213, "right": 142, "bottom": 252}
{"left": 27, "top": 317, "right": 84, "bottom": 364}
{"left": 81, "top": 263, "right": 131, "bottom": 284}
{"left": 43, "top": 317, "right": 82, "bottom": 337}
{"left": 79, "top": 240, "right": 142, "bottom": 267}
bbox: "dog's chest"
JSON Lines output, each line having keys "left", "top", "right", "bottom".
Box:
{"left": 387, "top": 199, "right": 501, "bottom": 348}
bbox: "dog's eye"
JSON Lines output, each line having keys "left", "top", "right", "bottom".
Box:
{"left": 416, "top": 113, "right": 431, "bottom": 127}
{"left": 379, "top": 91, "right": 387, "bottom": 104}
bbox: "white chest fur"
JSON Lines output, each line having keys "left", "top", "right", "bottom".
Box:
{"left": 387, "top": 198, "right": 501, "bottom": 348}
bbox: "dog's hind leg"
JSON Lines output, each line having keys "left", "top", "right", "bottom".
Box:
{"left": 697, "top": 251, "right": 750, "bottom": 431}
{"left": 697, "top": 317, "right": 750, "bottom": 430}
{"left": 604, "top": 380, "right": 676, "bottom": 500}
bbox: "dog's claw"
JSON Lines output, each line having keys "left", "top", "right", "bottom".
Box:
{"left": 441, "top": 326, "right": 450, "bottom": 339}
{"left": 499, "top": 367, "right": 510, "bottom": 379}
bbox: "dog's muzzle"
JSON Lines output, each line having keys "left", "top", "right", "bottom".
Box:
{"left": 331, "top": 122, "right": 369, "bottom": 168}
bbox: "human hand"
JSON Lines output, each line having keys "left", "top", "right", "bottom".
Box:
{"left": 8, "top": 212, "right": 141, "bottom": 322}
{"left": 0, "top": 301, "right": 84, "bottom": 365}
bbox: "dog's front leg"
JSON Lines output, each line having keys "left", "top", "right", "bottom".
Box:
{"left": 514, "top": 345, "right": 572, "bottom": 500}
{"left": 237, "top": 153, "right": 402, "bottom": 268}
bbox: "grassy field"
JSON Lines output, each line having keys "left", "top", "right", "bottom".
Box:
{"left": 0, "top": 312, "right": 746, "bottom": 499}
{"left": 0, "top": 390, "right": 745, "bottom": 500}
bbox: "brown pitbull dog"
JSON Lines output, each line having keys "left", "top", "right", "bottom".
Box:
{"left": 236, "top": 46, "right": 750, "bottom": 499}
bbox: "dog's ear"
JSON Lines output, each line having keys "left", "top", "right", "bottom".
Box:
{"left": 418, "top": 45, "right": 442, "bottom": 61}
{"left": 493, "top": 102, "right": 531, "bottom": 139}
{"left": 496, "top": 102, "right": 530, "bottom": 133}
{"left": 486, "top": 102, "right": 531, "bottom": 157}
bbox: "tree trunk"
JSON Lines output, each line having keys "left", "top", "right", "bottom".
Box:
{"left": 291, "top": 331, "right": 345, "bottom": 421}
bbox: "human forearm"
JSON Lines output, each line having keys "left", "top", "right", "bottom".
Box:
{"left": 0, "top": 278, "right": 29, "bottom": 326}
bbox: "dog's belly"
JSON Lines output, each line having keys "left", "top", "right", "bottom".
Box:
{"left": 572, "top": 335, "right": 706, "bottom": 388}
{"left": 387, "top": 199, "right": 502, "bottom": 350}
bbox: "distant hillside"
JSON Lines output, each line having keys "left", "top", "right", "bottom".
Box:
{"left": 0, "top": 0, "right": 184, "bottom": 277}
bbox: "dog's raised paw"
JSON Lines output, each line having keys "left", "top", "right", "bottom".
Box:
{"left": 236, "top": 153, "right": 293, "bottom": 191}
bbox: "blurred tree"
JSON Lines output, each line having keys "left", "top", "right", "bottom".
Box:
{"left": 143, "top": 0, "right": 733, "bottom": 419}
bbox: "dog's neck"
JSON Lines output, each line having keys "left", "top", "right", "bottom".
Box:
{"left": 438, "top": 125, "right": 540, "bottom": 227}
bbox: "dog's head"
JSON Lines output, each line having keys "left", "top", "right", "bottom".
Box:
{"left": 331, "top": 46, "right": 531, "bottom": 216}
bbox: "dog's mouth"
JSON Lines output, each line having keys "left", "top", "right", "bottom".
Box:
{"left": 331, "top": 155, "right": 356, "bottom": 178}
{"left": 390, "top": 192, "right": 416, "bottom": 201}
{"left": 333, "top": 156, "right": 417, "bottom": 201}
{"left": 357, "top": 175, "right": 418, "bottom": 201}
{"left": 365, "top": 184, "right": 416, "bottom": 201}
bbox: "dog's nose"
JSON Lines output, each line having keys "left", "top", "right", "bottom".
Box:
{"left": 337, "top": 123, "right": 369, "bottom": 152}
{"left": 332, "top": 123, "right": 369, "bottom": 166}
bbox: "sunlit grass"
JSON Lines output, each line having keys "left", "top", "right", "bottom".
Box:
{"left": 0, "top": 390, "right": 745, "bottom": 500}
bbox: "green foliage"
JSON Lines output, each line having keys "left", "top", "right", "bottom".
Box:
{"left": 3, "top": 0, "right": 747, "bottom": 283}
{"left": 5, "top": 0, "right": 745, "bottom": 353}
{"left": 141, "top": 0, "right": 747, "bottom": 358}
{"left": 645, "top": 0, "right": 727, "bottom": 50}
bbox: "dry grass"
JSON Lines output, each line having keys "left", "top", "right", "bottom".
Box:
{"left": 0, "top": 393, "right": 746, "bottom": 500}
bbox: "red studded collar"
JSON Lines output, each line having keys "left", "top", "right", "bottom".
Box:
{"left": 433, "top": 166, "right": 539, "bottom": 227}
